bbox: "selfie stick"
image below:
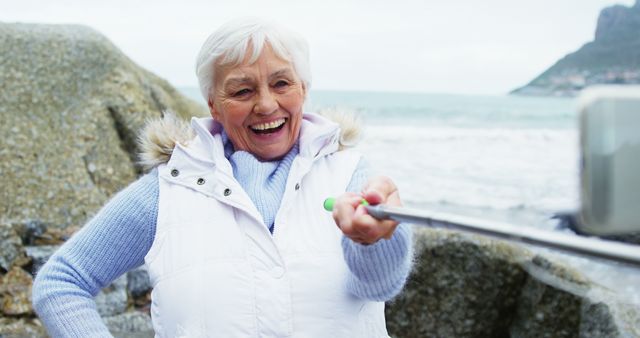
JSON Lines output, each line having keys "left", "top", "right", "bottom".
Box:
{"left": 323, "top": 198, "right": 640, "bottom": 267}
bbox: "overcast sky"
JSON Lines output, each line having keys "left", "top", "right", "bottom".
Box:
{"left": 2, "top": 0, "right": 636, "bottom": 95}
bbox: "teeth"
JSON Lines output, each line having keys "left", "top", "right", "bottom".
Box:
{"left": 251, "top": 118, "right": 286, "bottom": 131}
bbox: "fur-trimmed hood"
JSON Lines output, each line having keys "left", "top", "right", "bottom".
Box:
{"left": 137, "top": 109, "right": 362, "bottom": 171}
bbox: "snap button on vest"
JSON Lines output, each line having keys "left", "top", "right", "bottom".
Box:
{"left": 295, "top": 183, "right": 300, "bottom": 191}
{"left": 197, "top": 178, "right": 205, "bottom": 185}
{"left": 223, "top": 188, "right": 231, "bottom": 196}
{"left": 271, "top": 266, "right": 285, "bottom": 278}
{"left": 170, "top": 169, "right": 179, "bottom": 177}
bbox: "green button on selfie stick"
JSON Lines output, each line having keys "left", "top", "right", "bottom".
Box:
{"left": 323, "top": 197, "right": 369, "bottom": 211}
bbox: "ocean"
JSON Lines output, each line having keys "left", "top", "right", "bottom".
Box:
{"left": 180, "top": 87, "right": 640, "bottom": 317}
{"left": 307, "top": 91, "right": 579, "bottom": 229}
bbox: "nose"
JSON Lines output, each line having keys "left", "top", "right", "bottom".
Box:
{"left": 253, "top": 90, "right": 278, "bottom": 115}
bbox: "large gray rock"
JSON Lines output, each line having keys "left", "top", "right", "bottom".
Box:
{"left": 578, "top": 301, "right": 620, "bottom": 338}
{"left": 95, "top": 275, "right": 128, "bottom": 317}
{"left": 0, "top": 317, "right": 46, "bottom": 337}
{"left": 386, "top": 228, "right": 529, "bottom": 337}
{"left": 24, "top": 245, "right": 59, "bottom": 276}
{"left": 508, "top": 256, "right": 619, "bottom": 338}
{"left": 127, "top": 266, "right": 151, "bottom": 299}
{"left": 105, "top": 311, "right": 154, "bottom": 337}
{"left": 0, "top": 267, "right": 34, "bottom": 316}
{"left": 0, "top": 225, "right": 27, "bottom": 272}
{"left": 0, "top": 22, "right": 206, "bottom": 234}
{"left": 385, "top": 228, "right": 628, "bottom": 338}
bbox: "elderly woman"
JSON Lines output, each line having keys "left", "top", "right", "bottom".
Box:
{"left": 32, "top": 18, "right": 413, "bottom": 337}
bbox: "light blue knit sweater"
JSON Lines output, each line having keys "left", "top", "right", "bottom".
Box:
{"left": 32, "top": 136, "right": 413, "bottom": 337}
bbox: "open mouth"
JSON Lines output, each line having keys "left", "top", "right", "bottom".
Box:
{"left": 249, "top": 118, "right": 287, "bottom": 135}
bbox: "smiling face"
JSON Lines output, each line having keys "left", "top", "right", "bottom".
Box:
{"left": 208, "top": 44, "right": 306, "bottom": 161}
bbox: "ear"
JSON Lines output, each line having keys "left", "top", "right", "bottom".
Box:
{"left": 208, "top": 97, "right": 220, "bottom": 120}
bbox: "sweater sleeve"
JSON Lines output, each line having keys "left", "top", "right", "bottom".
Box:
{"left": 31, "top": 169, "right": 159, "bottom": 337}
{"left": 341, "top": 159, "right": 413, "bottom": 301}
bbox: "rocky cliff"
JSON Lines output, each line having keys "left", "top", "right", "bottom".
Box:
{"left": 0, "top": 22, "right": 637, "bottom": 337}
{"left": 511, "top": 0, "right": 640, "bottom": 96}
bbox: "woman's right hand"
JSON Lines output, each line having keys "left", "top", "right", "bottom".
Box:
{"left": 331, "top": 176, "right": 402, "bottom": 245}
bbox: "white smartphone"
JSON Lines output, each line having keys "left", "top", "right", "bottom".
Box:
{"left": 578, "top": 86, "right": 640, "bottom": 235}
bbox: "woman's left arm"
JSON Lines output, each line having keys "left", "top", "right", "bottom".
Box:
{"left": 334, "top": 159, "right": 413, "bottom": 301}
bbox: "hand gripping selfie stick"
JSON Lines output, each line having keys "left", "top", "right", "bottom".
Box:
{"left": 323, "top": 198, "right": 640, "bottom": 267}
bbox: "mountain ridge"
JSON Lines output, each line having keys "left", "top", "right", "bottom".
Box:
{"left": 512, "top": 0, "right": 640, "bottom": 96}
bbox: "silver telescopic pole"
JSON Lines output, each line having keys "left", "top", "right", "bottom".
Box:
{"left": 366, "top": 205, "right": 640, "bottom": 267}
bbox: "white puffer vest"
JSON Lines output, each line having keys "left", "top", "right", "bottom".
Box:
{"left": 144, "top": 114, "right": 388, "bottom": 337}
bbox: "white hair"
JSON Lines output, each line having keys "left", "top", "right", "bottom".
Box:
{"left": 195, "top": 18, "right": 311, "bottom": 101}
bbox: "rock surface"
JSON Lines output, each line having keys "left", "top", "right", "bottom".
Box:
{"left": 0, "top": 317, "right": 46, "bottom": 337}
{"left": 0, "top": 22, "right": 206, "bottom": 235}
{"left": 385, "top": 228, "right": 631, "bottom": 338}
{"left": 105, "top": 311, "right": 154, "bottom": 337}
{"left": 127, "top": 266, "right": 152, "bottom": 299}
{"left": 1, "top": 267, "right": 34, "bottom": 316}
{"left": 23, "top": 245, "right": 58, "bottom": 276}
{"left": 0, "top": 225, "right": 28, "bottom": 272}
{"left": 95, "top": 275, "right": 128, "bottom": 317}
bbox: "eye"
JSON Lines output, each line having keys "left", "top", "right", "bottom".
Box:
{"left": 232, "top": 88, "right": 252, "bottom": 97}
{"left": 273, "top": 80, "right": 289, "bottom": 88}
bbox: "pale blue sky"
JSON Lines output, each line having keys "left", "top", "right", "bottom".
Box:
{"left": 2, "top": 0, "right": 636, "bottom": 95}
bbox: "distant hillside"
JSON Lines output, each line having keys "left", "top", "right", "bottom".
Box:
{"left": 511, "top": 0, "right": 640, "bottom": 96}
